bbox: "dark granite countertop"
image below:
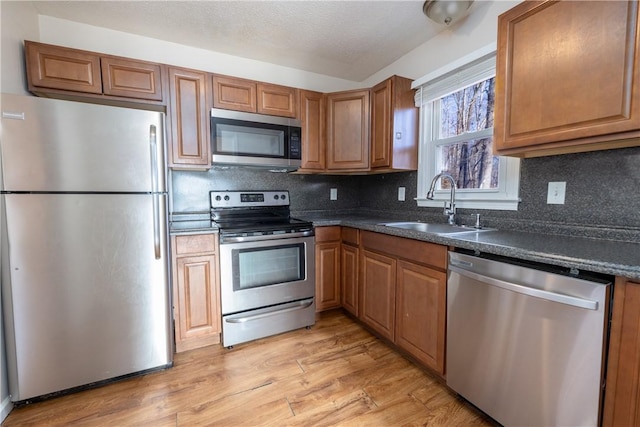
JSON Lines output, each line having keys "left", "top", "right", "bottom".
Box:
{"left": 300, "top": 213, "right": 640, "bottom": 281}
{"left": 169, "top": 212, "right": 218, "bottom": 235}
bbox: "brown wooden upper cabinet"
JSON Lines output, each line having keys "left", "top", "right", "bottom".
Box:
{"left": 25, "top": 40, "right": 163, "bottom": 103}
{"left": 299, "top": 90, "right": 326, "bottom": 170}
{"left": 323, "top": 75, "right": 418, "bottom": 173}
{"left": 167, "top": 67, "right": 211, "bottom": 169}
{"left": 493, "top": 1, "right": 640, "bottom": 157}
{"left": 326, "top": 89, "right": 371, "bottom": 171}
{"left": 370, "top": 76, "right": 418, "bottom": 171}
{"left": 212, "top": 75, "right": 298, "bottom": 118}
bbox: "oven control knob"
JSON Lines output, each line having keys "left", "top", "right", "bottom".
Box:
{"left": 280, "top": 194, "right": 286, "bottom": 200}
{"left": 224, "top": 195, "right": 230, "bottom": 201}
{"left": 215, "top": 195, "right": 221, "bottom": 201}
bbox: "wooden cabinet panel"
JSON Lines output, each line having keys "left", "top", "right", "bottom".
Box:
{"left": 316, "top": 240, "right": 341, "bottom": 312}
{"left": 171, "top": 234, "right": 221, "bottom": 352}
{"left": 370, "top": 76, "right": 418, "bottom": 171}
{"left": 257, "top": 83, "right": 298, "bottom": 118}
{"left": 326, "top": 90, "right": 370, "bottom": 171}
{"left": 395, "top": 260, "right": 446, "bottom": 375}
{"left": 101, "top": 57, "right": 163, "bottom": 101}
{"left": 25, "top": 41, "right": 102, "bottom": 94}
{"left": 174, "top": 254, "right": 220, "bottom": 352}
{"left": 360, "top": 231, "right": 447, "bottom": 271}
{"left": 341, "top": 243, "right": 359, "bottom": 317}
{"left": 212, "top": 75, "right": 257, "bottom": 113}
{"left": 174, "top": 233, "right": 216, "bottom": 256}
{"left": 299, "top": 90, "right": 326, "bottom": 170}
{"left": 494, "top": 1, "right": 640, "bottom": 156}
{"left": 603, "top": 277, "right": 640, "bottom": 427}
{"left": 167, "top": 67, "right": 211, "bottom": 168}
{"left": 360, "top": 249, "right": 396, "bottom": 341}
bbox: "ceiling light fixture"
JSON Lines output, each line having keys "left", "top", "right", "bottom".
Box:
{"left": 423, "top": 0, "right": 473, "bottom": 25}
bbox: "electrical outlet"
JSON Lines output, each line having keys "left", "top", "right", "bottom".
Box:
{"left": 547, "top": 182, "right": 566, "bottom": 204}
{"left": 330, "top": 188, "right": 338, "bottom": 200}
{"left": 398, "top": 187, "right": 406, "bottom": 201}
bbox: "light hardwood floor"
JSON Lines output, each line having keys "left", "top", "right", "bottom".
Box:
{"left": 2, "top": 310, "right": 496, "bottom": 426}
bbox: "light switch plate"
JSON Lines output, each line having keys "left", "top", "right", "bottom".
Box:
{"left": 398, "top": 187, "right": 406, "bottom": 201}
{"left": 330, "top": 188, "right": 338, "bottom": 200}
{"left": 547, "top": 182, "right": 566, "bottom": 204}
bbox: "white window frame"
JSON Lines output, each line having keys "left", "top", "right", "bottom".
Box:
{"left": 413, "top": 44, "right": 521, "bottom": 211}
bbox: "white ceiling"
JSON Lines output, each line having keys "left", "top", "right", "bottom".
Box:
{"left": 29, "top": 0, "right": 458, "bottom": 82}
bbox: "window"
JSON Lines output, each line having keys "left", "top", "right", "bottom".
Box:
{"left": 414, "top": 48, "right": 520, "bottom": 211}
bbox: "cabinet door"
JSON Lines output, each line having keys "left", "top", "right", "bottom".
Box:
{"left": 341, "top": 243, "right": 359, "bottom": 317}
{"left": 494, "top": 1, "right": 640, "bottom": 155}
{"left": 167, "top": 67, "right": 211, "bottom": 168}
{"left": 212, "top": 75, "right": 257, "bottom": 113}
{"left": 315, "top": 241, "right": 341, "bottom": 311}
{"left": 25, "top": 41, "right": 102, "bottom": 94}
{"left": 101, "top": 57, "right": 163, "bottom": 101}
{"left": 326, "top": 90, "right": 370, "bottom": 170}
{"left": 370, "top": 78, "right": 392, "bottom": 169}
{"left": 174, "top": 254, "right": 221, "bottom": 352}
{"left": 360, "top": 249, "right": 395, "bottom": 341}
{"left": 257, "top": 83, "right": 298, "bottom": 118}
{"left": 395, "top": 260, "right": 446, "bottom": 375}
{"left": 299, "top": 90, "right": 326, "bottom": 170}
{"left": 603, "top": 277, "right": 640, "bottom": 427}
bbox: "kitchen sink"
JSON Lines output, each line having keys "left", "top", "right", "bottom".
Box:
{"left": 379, "top": 221, "right": 489, "bottom": 235}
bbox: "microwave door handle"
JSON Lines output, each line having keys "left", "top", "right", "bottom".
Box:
{"left": 149, "top": 125, "right": 161, "bottom": 260}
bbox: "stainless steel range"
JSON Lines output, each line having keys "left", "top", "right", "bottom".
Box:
{"left": 211, "top": 190, "right": 316, "bottom": 348}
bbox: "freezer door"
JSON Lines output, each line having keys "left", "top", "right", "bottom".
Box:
{"left": 1, "top": 193, "right": 172, "bottom": 402}
{"left": 0, "top": 94, "right": 166, "bottom": 192}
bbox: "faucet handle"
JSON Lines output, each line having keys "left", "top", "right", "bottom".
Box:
{"left": 474, "top": 213, "right": 481, "bottom": 229}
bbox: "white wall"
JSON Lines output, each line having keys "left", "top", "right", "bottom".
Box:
{"left": 37, "top": 16, "right": 360, "bottom": 93}
{"left": 1, "top": 1, "right": 39, "bottom": 94}
{"left": 364, "top": 0, "right": 519, "bottom": 86}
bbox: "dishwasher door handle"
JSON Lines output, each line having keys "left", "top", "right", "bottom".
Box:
{"left": 449, "top": 265, "right": 598, "bottom": 310}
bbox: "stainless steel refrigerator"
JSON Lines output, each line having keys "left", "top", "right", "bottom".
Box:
{"left": 0, "top": 94, "right": 173, "bottom": 403}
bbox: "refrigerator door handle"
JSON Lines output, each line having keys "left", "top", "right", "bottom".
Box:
{"left": 149, "top": 125, "right": 161, "bottom": 259}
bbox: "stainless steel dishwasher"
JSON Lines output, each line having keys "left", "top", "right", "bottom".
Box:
{"left": 447, "top": 251, "right": 611, "bottom": 427}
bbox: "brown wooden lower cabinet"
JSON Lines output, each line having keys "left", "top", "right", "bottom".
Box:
{"left": 360, "top": 249, "right": 396, "bottom": 341}
{"left": 359, "top": 230, "right": 447, "bottom": 377}
{"left": 603, "top": 277, "right": 640, "bottom": 427}
{"left": 395, "top": 260, "right": 446, "bottom": 375}
{"left": 171, "top": 233, "right": 221, "bottom": 352}
{"left": 341, "top": 242, "right": 359, "bottom": 317}
{"left": 314, "top": 226, "right": 342, "bottom": 311}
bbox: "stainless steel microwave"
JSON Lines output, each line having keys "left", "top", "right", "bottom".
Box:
{"left": 211, "top": 108, "right": 302, "bottom": 170}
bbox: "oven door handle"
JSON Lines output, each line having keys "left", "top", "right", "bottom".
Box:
{"left": 220, "top": 230, "right": 314, "bottom": 244}
{"left": 225, "top": 299, "right": 314, "bottom": 323}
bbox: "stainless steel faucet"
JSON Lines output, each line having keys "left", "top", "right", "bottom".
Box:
{"left": 426, "top": 172, "right": 457, "bottom": 225}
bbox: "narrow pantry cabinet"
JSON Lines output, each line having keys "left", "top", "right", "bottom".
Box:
{"left": 212, "top": 75, "right": 298, "bottom": 118}
{"left": 25, "top": 40, "right": 164, "bottom": 104}
{"left": 341, "top": 227, "right": 359, "bottom": 317}
{"left": 603, "top": 277, "right": 640, "bottom": 427}
{"left": 314, "top": 226, "right": 341, "bottom": 312}
{"left": 494, "top": 1, "right": 640, "bottom": 157}
{"left": 359, "top": 231, "right": 447, "bottom": 376}
{"left": 167, "top": 67, "right": 211, "bottom": 169}
{"left": 171, "top": 233, "right": 221, "bottom": 353}
{"left": 326, "top": 89, "right": 371, "bottom": 171}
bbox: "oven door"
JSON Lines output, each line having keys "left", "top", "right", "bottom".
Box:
{"left": 219, "top": 234, "right": 315, "bottom": 315}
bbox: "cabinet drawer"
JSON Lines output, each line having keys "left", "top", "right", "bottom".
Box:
{"left": 361, "top": 231, "right": 447, "bottom": 271}
{"left": 315, "top": 226, "right": 341, "bottom": 242}
{"left": 341, "top": 227, "right": 359, "bottom": 245}
{"left": 174, "top": 233, "right": 217, "bottom": 256}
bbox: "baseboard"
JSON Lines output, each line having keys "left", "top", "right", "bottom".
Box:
{"left": 1, "top": 395, "right": 13, "bottom": 422}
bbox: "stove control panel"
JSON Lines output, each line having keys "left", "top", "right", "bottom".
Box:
{"left": 210, "top": 190, "right": 290, "bottom": 208}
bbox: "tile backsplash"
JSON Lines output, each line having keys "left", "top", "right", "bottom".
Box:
{"left": 171, "top": 146, "right": 640, "bottom": 236}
